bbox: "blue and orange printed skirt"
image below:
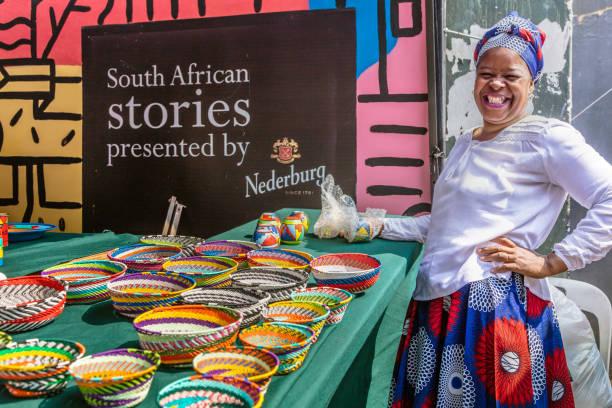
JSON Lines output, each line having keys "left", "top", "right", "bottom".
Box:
{"left": 389, "top": 273, "right": 575, "bottom": 407}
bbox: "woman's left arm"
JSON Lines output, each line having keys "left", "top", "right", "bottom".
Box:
{"left": 479, "top": 123, "right": 612, "bottom": 278}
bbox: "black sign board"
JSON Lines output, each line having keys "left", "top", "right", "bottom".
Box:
{"left": 82, "top": 10, "right": 356, "bottom": 236}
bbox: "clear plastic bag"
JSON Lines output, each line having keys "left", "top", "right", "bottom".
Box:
{"left": 314, "top": 175, "right": 358, "bottom": 239}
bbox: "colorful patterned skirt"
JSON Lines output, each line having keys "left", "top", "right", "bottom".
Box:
{"left": 389, "top": 273, "right": 575, "bottom": 407}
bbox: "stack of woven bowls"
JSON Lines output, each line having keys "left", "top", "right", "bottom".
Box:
{"left": 181, "top": 287, "right": 271, "bottom": 328}
{"left": 162, "top": 256, "right": 237, "bottom": 288}
{"left": 41, "top": 260, "right": 127, "bottom": 304}
{"left": 107, "top": 244, "right": 183, "bottom": 273}
{"left": 133, "top": 305, "right": 242, "bottom": 366}
{"left": 263, "top": 301, "right": 330, "bottom": 342}
{"left": 0, "top": 339, "right": 85, "bottom": 397}
{"left": 0, "top": 276, "right": 67, "bottom": 333}
{"left": 194, "top": 240, "right": 259, "bottom": 268}
{"left": 193, "top": 346, "right": 279, "bottom": 393}
{"left": 246, "top": 248, "right": 312, "bottom": 270}
{"left": 231, "top": 267, "right": 309, "bottom": 302}
{"left": 291, "top": 286, "right": 354, "bottom": 325}
{"left": 158, "top": 376, "right": 263, "bottom": 408}
{"left": 311, "top": 253, "right": 381, "bottom": 294}
{"left": 107, "top": 272, "right": 196, "bottom": 318}
{"left": 239, "top": 322, "right": 315, "bottom": 375}
{"left": 69, "top": 348, "right": 160, "bottom": 407}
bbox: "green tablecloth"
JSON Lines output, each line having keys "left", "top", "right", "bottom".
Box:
{"left": 0, "top": 209, "right": 421, "bottom": 407}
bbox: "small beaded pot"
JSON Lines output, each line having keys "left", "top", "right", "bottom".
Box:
{"left": 280, "top": 216, "right": 305, "bottom": 245}
{"left": 246, "top": 249, "right": 312, "bottom": 270}
{"left": 253, "top": 225, "right": 281, "bottom": 249}
{"left": 181, "top": 287, "right": 271, "bottom": 328}
{"left": 238, "top": 322, "right": 315, "bottom": 375}
{"left": 258, "top": 212, "right": 281, "bottom": 229}
{"left": 310, "top": 253, "right": 381, "bottom": 294}
{"left": 41, "top": 260, "right": 127, "bottom": 304}
{"left": 69, "top": 348, "right": 161, "bottom": 408}
{"left": 291, "top": 286, "right": 354, "bottom": 325}
{"left": 133, "top": 305, "right": 242, "bottom": 366}
{"left": 289, "top": 210, "right": 310, "bottom": 233}
{"left": 162, "top": 256, "right": 237, "bottom": 288}
{"left": 107, "top": 244, "right": 182, "bottom": 273}
{"left": 231, "top": 267, "right": 309, "bottom": 302}
{"left": 263, "top": 301, "right": 330, "bottom": 342}
{"left": 0, "top": 338, "right": 85, "bottom": 398}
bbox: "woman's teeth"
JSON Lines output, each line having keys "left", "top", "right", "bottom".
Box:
{"left": 487, "top": 95, "right": 506, "bottom": 104}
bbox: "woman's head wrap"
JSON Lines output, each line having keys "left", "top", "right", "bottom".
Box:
{"left": 474, "top": 12, "right": 546, "bottom": 82}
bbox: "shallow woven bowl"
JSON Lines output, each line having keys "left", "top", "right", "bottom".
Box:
{"left": 107, "top": 244, "right": 182, "bottom": 273}
{"left": 291, "top": 286, "right": 354, "bottom": 325}
{"left": 0, "top": 276, "right": 67, "bottom": 333}
{"left": 107, "top": 272, "right": 196, "bottom": 318}
{"left": 41, "top": 260, "right": 127, "bottom": 304}
{"left": 238, "top": 322, "right": 315, "bottom": 375}
{"left": 246, "top": 249, "right": 313, "bottom": 270}
{"left": 140, "top": 235, "right": 205, "bottom": 257}
{"left": 231, "top": 267, "right": 309, "bottom": 302}
{"left": 133, "top": 305, "right": 242, "bottom": 366}
{"left": 162, "top": 256, "right": 237, "bottom": 288}
{"left": 181, "top": 287, "right": 271, "bottom": 328}
{"left": 0, "top": 339, "right": 85, "bottom": 398}
{"left": 69, "top": 348, "right": 160, "bottom": 408}
{"left": 158, "top": 375, "right": 263, "bottom": 408}
{"left": 193, "top": 346, "right": 279, "bottom": 392}
{"left": 311, "top": 253, "right": 381, "bottom": 294}
{"left": 194, "top": 240, "right": 260, "bottom": 265}
{"left": 263, "top": 301, "right": 330, "bottom": 342}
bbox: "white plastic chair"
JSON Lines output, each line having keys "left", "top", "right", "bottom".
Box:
{"left": 549, "top": 277, "right": 612, "bottom": 373}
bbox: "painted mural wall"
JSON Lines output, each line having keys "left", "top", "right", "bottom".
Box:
{"left": 0, "top": 0, "right": 431, "bottom": 233}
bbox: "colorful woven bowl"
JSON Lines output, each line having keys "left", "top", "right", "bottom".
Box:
{"left": 194, "top": 240, "right": 260, "bottom": 265}
{"left": 107, "top": 272, "right": 196, "bottom": 318}
{"left": 0, "top": 338, "right": 85, "bottom": 397}
{"left": 181, "top": 287, "right": 271, "bottom": 328}
{"left": 238, "top": 322, "right": 315, "bottom": 375}
{"left": 0, "top": 276, "right": 67, "bottom": 333}
{"left": 311, "top": 253, "right": 382, "bottom": 294}
{"left": 107, "top": 244, "right": 182, "bottom": 273}
{"left": 69, "top": 348, "right": 160, "bottom": 408}
{"left": 193, "top": 346, "right": 279, "bottom": 392}
{"left": 246, "top": 249, "right": 313, "bottom": 270}
{"left": 0, "top": 332, "right": 11, "bottom": 349}
{"left": 158, "top": 375, "right": 263, "bottom": 408}
{"left": 162, "top": 256, "right": 238, "bottom": 288}
{"left": 291, "top": 286, "right": 354, "bottom": 325}
{"left": 140, "top": 235, "right": 205, "bottom": 257}
{"left": 231, "top": 267, "right": 309, "bottom": 302}
{"left": 41, "top": 260, "right": 127, "bottom": 304}
{"left": 263, "top": 301, "right": 330, "bottom": 342}
{"left": 133, "top": 305, "right": 242, "bottom": 366}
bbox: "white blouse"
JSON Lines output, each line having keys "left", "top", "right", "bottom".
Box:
{"left": 382, "top": 116, "right": 612, "bottom": 301}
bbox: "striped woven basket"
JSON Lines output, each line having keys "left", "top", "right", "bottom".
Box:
{"left": 238, "top": 322, "right": 315, "bottom": 375}
{"left": 133, "top": 305, "right": 242, "bottom": 366}
{"left": 181, "top": 287, "right": 271, "bottom": 328}
{"left": 291, "top": 286, "right": 354, "bottom": 325}
{"left": 162, "top": 256, "right": 237, "bottom": 288}
{"left": 263, "top": 301, "right": 330, "bottom": 342}
{"left": 107, "top": 244, "right": 183, "bottom": 273}
{"left": 140, "top": 235, "right": 205, "bottom": 258}
{"left": 246, "top": 249, "right": 313, "bottom": 270}
{"left": 194, "top": 240, "right": 260, "bottom": 267}
{"left": 69, "top": 348, "right": 160, "bottom": 408}
{"left": 311, "top": 253, "right": 381, "bottom": 294}
{"left": 231, "top": 267, "right": 309, "bottom": 302}
{"left": 41, "top": 260, "right": 127, "bottom": 304}
{"left": 193, "top": 346, "right": 279, "bottom": 393}
{"left": 0, "top": 276, "right": 67, "bottom": 333}
{"left": 157, "top": 375, "right": 263, "bottom": 408}
{"left": 0, "top": 338, "right": 85, "bottom": 397}
{"left": 107, "top": 272, "right": 196, "bottom": 318}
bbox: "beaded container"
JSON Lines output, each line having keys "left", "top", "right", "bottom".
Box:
{"left": 291, "top": 286, "right": 354, "bottom": 324}
{"left": 107, "top": 244, "right": 182, "bottom": 273}
{"left": 263, "top": 301, "right": 330, "bottom": 342}
{"left": 162, "top": 256, "right": 237, "bottom": 288}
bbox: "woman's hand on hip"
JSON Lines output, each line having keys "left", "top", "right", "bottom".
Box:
{"left": 477, "top": 237, "right": 568, "bottom": 279}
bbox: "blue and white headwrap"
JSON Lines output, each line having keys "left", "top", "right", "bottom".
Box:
{"left": 474, "top": 12, "right": 547, "bottom": 82}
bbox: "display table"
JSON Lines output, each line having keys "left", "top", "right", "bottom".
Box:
{"left": 0, "top": 209, "right": 422, "bottom": 407}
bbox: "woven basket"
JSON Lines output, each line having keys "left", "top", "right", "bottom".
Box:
{"left": 246, "top": 249, "right": 312, "bottom": 270}
{"left": 0, "top": 276, "right": 67, "bottom": 333}
{"left": 311, "top": 253, "right": 381, "bottom": 294}
{"left": 133, "top": 305, "right": 242, "bottom": 366}
{"left": 193, "top": 346, "right": 279, "bottom": 393}
{"left": 181, "top": 287, "right": 271, "bottom": 328}
{"left": 238, "top": 322, "right": 315, "bottom": 375}
{"left": 41, "top": 260, "right": 127, "bottom": 304}
{"left": 157, "top": 375, "right": 263, "bottom": 408}
{"left": 0, "top": 331, "right": 11, "bottom": 349}
{"left": 194, "top": 240, "right": 260, "bottom": 266}
{"left": 107, "top": 272, "right": 196, "bottom": 318}
{"left": 107, "top": 244, "right": 182, "bottom": 273}
{"left": 231, "top": 267, "right": 309, "bottom": 302}
{"left": 263, "top": 301, "right": 329, "bottom": 342}
{"left": 0, "top": 339, "right": 85, "bottom": 397}
{"left": 162, "top": 256, "right": 237, "bottom": 288}
{"left": 69, "top": 348, "right": 160, "bottom": 408}
{"left": 291, "top": 286, "right": 354, "bottom": 325}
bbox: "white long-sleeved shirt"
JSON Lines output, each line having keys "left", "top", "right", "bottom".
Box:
{"left": 382, "top": 116, "right": 612, "bottom": 301}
